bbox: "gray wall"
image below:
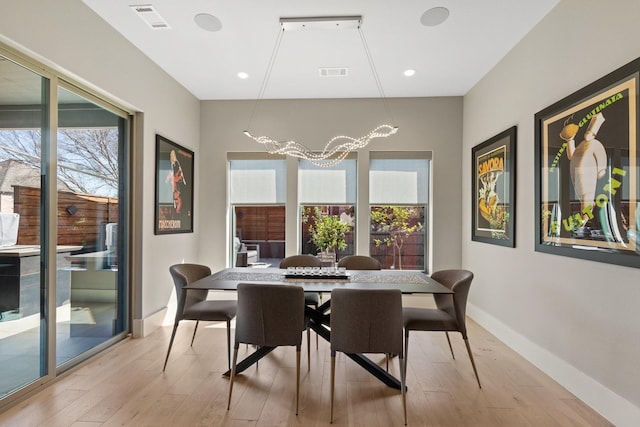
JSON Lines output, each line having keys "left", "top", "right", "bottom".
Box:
{"left": 463, "top": 0, "right": 640, "bottom": 425}
{"left": 198, "top": 97, "right": 463, "bottom": 272}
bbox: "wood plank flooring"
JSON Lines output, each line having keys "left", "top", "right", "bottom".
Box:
{"left": 0, "top": 318, "right": 613, "bottom": 426}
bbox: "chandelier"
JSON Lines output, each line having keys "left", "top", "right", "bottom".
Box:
{"left": 243, "top": 16, "right": 398, "bottom": 167}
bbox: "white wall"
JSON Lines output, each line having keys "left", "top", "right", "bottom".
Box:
{"left": 463, "top": 1, "right": 640, "bottom": 425}
{"left": 198, "top": 97, "right": 463, "bottom": 272}
{"left": 0, "top": 0, "right": 201, "bottom": 331}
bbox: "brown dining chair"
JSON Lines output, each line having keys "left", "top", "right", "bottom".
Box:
{"left": 164, "top": 264, "right": 237, "bottom": 371}
{"left": 280, "top": 254, "right": 322, "bottom": 367}
{"left": 402, "top": 269, "right": 481, "bottom": 388}
{"left": 337, "top": 255, "right": 382, "bottom": 270}
{"left": 227, "top": 283, "right": 305, "bottom": 414}
{"left": 329, "top": 288, "right": 406, "bottom": 425}
{"left": 279, "top": 254, "right": 322, "bottom": 269}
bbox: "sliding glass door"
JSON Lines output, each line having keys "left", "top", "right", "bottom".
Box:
{"left": 0, "top": 56, "right": 48, "bottom": 400}
{"left": 0, "top": 50, "right": 130, "bottom": 404}
{"left": 55, "top": 86, "right": 128, "bottom": 367}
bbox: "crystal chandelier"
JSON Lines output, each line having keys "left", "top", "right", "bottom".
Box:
{"left": 244, "top": 16, "right": 398, "bottom": 167}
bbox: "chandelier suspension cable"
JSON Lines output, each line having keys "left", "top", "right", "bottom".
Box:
{"left": 246, "top": 26, "right": 285, "bottom": 132}
{"left": 243, "top": 16, "right": 399, "bottom": 167}
{"left": 358, "top": 26, "right": 396, "bottom": 126}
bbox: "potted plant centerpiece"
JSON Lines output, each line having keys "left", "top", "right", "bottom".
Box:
{"left": 304, "top": 207, "right": 350, "bottom": 266}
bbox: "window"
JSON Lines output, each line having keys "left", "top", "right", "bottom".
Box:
{"left": 228, "top": 153, "right": 430, "bottom": 269}
{"left": 369, "top": 153, "right": 430, "bottom": 270}
{"left": 229, "top": 157, "right": 286, "bottom": 267}
{"left": 299, "top": 159, "right": 355, "bottom": 261}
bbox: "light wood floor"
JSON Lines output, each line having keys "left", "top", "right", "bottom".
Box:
{"left": 0, "top": 318, "right": 613, "bottom": 426}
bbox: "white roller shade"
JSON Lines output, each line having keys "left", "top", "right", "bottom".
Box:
{"left": 229, "top": 159, "right": 285, "bottom": 204}
{"left": 298, "top": 159, "right": 356, "bottom": 204}
{"left": 369, "top": 158, "right": 429, "bottom": 204}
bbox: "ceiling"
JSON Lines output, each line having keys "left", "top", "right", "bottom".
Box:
{"left": 80, "top": 1, "right": 559, "bottom": 101}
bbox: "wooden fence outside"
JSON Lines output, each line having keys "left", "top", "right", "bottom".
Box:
{"left": 370, "top": 232, "right": 425, "bottom": 270}
{"left": 13, "top": 185, "right": 118, "bottom": 249}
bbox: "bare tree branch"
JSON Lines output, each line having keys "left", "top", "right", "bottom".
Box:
{"left": 0, "top": 127, "right": 119, "bottom": 196}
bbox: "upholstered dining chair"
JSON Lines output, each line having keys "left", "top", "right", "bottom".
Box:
{"left": 164, "top": 264, "right": 237, "bottom": 371}
{"left": 279, "top": 254, "right": 322, "bottom": 368}
{"left": 227, "top": 283, "right": 306, "bottom": 415}
{"left": 402, "top": 269, "right": 481, "bottom": 388}
{"left": 329, "top": 288, "right": 406, "bottom": 425}
{"left": 337, "top": 255, "right": 382, "bottom": 270}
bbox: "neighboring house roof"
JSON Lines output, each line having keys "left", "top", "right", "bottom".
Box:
{"left": 0, "top": 159, "right": 72, "bottom": 193}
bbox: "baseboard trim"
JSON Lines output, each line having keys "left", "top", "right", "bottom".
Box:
{"left": 467, "top": 303, "right": 640, "bottom": 427}
{"left": 132, "top": 307, "right": 167, "bottom": 338}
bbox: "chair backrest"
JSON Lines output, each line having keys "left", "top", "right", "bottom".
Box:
{"left": 235, "top": 283, "right": 305, "bottom": 347}
{"left": 279, "top": 254, "right": 322, "bottom": 268}
{"left": 169, "top": 263, "right": 211, "bottom": 320}
{"left": 330, "top": 288, "right": 403, "bottom": 356}
{"left": 337, "top": 255, "right": 381, "bottom": 270}
{"left": 430, "top": 269, "right": 474, "bottom": 336}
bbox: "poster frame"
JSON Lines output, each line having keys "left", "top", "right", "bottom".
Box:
{"left": 534, "top": 57, "right": 640, "bottom": 268}
{"left": 471, "top": 126, "right": 517, "bottom": 247}
{"left": 154, "top": 134, "right": 194, "bottom": 235}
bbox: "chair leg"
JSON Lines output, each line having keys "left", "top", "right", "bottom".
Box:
{"left": 464, "top": 337, "right": 482, "bottom": 388}
{"left": 307, "top": 326, "right": 311, "bottom": 371}
{"left": 162, "top": 322, "right": 180, "bottom": 372}
{"left": 296, "top": 347, "right": 301, "bottom": 415}
{"left": 445, "top": 330, "right": 455, "bottom": 359}
{"left": 227, "top": 344, "right": 240, "bottom": 410}
{"left": 403, "top": 330, "right": 410, "bottom": 381}
{"left": 400, "top": 355, "right": 407, "bottom": 425}
{"left": 226, "top": 320, "right": 231, "bottom": 370}
{"left": 190, "top": 320, "right": 200, "bottom": 346}
{"left": 330, "top": 355, "right": 336, "bottom": 423}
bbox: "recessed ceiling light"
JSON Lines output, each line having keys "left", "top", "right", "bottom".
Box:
{"left": 421, "top": 7, "right": 450, "bottom": 27}
{"left": 403, "top": 69, "right": 416, "bottom": 77}
{"left": 194, "top": 13, "right": 222, "bottom": 32}
{"left": 237, "top": 72, "right": 249, "bottom": 79}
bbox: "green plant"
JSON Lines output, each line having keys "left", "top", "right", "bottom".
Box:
{"left": 371, "top": 206, "right": 423, "bottom": 269}
{"left": 304, "top": 207, "right": 350, "bottom": 254}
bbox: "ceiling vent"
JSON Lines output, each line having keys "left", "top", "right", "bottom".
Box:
{"left": 130, "top": 4, "right": 171, "bottom": 29}
{"left": 319, "top": 67, "right": 348, "bottom": 77}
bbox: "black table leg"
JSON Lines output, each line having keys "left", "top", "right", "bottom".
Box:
{"left": 223, "top": 346, "right": 276, "bottom": 376}
{"left": 222, "top": 304, "right": 329, "bottom": 377}
{"left": 343, "top": 352, "right": 401, "bottom": 389}
{"left": 307, "top": 310, "right": 403, "bottom": 391}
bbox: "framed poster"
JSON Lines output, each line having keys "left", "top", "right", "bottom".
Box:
{"left": 534, "top": 57, "right": 640, "bottom": 268}
{"left": 471, "top": 126, "right": 517, "bottom": 247}
{"left": 154, "top": 135, "right": 194, "bottom": 234}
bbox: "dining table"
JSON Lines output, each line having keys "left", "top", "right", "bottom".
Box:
{"left": 186, "top": 266, "right": 453, "bottom": 390}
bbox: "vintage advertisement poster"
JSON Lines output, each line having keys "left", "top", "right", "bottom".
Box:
{"left": 535, "top": 58, "right": 639, "bottom": 267}
{"left": 472, "top": 126, "right": 516, "bottom": 247}
{"left": 155, "top": 135, "right": 194, "bottom": 234}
